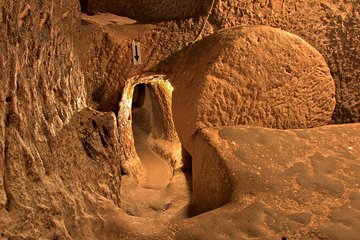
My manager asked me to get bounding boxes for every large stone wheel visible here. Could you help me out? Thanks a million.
[172,25,336,153]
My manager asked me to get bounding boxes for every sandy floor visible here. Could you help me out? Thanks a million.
[133,123,172,190]
[120,108,191,219]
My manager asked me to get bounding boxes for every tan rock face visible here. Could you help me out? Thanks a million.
[80,0,207,22]
[74,15,204,113]
[182,123,360,239]
[0,0,85,212]
[173,26,336,153]
[1,0,359,239]
[208,0,360,123]
[78,1,360,124]
[0,1,121,238]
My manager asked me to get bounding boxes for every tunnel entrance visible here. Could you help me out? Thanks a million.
[131,83,173,189]
[79,0,88,13]
[119,75,192,219]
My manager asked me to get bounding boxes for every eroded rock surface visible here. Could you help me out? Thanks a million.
[77,2,360,124]
[172,26,336,153]
[208,0,360,123]
[1,107,122,239]
[1,0,360,239]
[0,0,122,237]
[75,14,204,113]
[157,0,360,124]
[169,123,360,239]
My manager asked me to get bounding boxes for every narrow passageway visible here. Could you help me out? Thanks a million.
[132,110,172,190]
[120,83,191,219]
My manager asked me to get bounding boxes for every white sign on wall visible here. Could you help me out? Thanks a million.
[132,41,142,65]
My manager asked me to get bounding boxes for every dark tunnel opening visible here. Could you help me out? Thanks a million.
[79,0,88,13]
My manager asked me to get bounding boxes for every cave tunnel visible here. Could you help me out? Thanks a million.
[131,83,172,189]
[119,77,193,219]
[130,82,192,182]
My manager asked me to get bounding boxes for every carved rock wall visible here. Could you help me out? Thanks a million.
[0,1,121,238]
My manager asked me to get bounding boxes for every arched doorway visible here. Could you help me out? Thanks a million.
[117,74,182,177]
[118,74,192,218]
[131,82,179,189]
